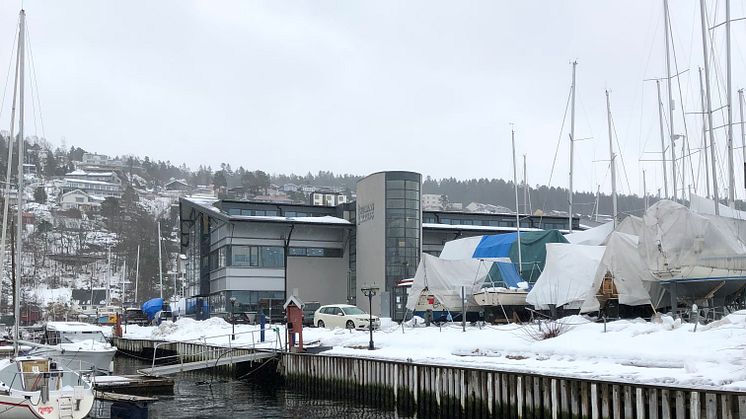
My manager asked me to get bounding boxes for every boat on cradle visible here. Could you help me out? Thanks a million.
[0,356,94,419]
[24,322,117,375]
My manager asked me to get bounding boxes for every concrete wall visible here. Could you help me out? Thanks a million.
[355,173,386,316]
[287,255,349,306]
[208,219,349,300]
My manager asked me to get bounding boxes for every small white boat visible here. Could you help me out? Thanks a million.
[26,322,117,375]
[473,287,528,307]
[0,356,95,418]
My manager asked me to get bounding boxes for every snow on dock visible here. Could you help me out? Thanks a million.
[122,313,746,391]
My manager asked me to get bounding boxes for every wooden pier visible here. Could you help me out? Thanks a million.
[282,352,746,419]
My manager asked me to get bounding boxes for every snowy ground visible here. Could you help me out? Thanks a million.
[122,313,746,391]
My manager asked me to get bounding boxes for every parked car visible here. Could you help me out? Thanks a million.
[302,302,321,326]
[313,304,380,330]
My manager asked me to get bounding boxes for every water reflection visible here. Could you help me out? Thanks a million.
[90,357,399,419]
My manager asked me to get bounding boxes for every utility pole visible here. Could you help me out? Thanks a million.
[700,68,711,198]
[606,90,618,227]
[726,0,735,207]
[157,221,163,299]
[664,0,677,202]
[700,0,720,215]
[568,61,577,232]
[656,80,669,199]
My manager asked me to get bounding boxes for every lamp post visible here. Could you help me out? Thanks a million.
[229,297,236,340]
[361,284,379,350]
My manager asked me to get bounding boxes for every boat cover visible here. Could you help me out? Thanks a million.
[142,298,164,321]
[484,262,523,288]
[405,254,489,312]
[526,243,605,309]
[565,221,614,246]
[440,230,568,282]
[580,232,656,312]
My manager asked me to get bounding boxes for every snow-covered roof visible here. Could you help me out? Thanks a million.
[231,214,351,225]
[423,222,546,233]
[64,178,120,186]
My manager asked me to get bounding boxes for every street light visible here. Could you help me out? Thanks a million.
[360,284,380,350]
[229,297,237,340]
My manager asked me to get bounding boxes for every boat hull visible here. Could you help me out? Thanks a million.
[29,347,117,375]
[0,390,94,419]
[473,289,528,307]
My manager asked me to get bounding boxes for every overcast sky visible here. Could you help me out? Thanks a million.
[1,1,746,199]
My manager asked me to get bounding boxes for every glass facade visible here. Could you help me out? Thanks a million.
[385,172,421,320]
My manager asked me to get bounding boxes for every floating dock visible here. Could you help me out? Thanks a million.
[93,375,175,395]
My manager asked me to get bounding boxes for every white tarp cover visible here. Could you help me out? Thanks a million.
[638,200,746,273]
[565,222,614,246]
[438,235,484,260]
[581,232,657,312]
[690,193,746,220]
[526,243,606,309]
[406,253,488,311]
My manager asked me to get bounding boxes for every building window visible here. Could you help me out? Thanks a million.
[261,246,284,268]
[288,247,306,256]
[231,246,259,267]
[218,247,226,268]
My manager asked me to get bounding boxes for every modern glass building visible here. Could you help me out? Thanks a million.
[179,171,579,322]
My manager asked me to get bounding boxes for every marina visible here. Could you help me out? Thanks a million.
[2,0,746,417]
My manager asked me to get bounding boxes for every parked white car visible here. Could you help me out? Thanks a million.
[313,304,380,330]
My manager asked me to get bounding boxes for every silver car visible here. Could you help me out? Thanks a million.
[313,304,380,330]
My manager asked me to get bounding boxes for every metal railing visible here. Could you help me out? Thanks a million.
[147,327,283,373]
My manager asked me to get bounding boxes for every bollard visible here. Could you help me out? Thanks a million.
[259,309,266,343]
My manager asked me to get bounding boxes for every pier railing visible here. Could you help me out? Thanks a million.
[146,327,282,371]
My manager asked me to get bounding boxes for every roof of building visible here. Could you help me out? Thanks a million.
[180,197,351,227]
[63,178,120,187]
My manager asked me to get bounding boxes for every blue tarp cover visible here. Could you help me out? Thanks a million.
[472,233,517,258]
[494,262,522,288]
[142,298,164,321]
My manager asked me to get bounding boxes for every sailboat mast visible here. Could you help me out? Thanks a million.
[642,170,648,211]
[568,61,577,232]
[664,0,677,202]
[656,80,669,199]
[700,0,720,215]
[0,24,21,316]
[511,128,522,274]
[135,244,140,304]
[606,90,618,227]
[14,10,25,357]
[106,247,111,306]
[523,154,529,214]
[738,89,746,179]
[726,0,735,207]
[158,221,163,299]
[700,68,711,198]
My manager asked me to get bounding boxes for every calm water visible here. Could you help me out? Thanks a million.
[90,357,399,419]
